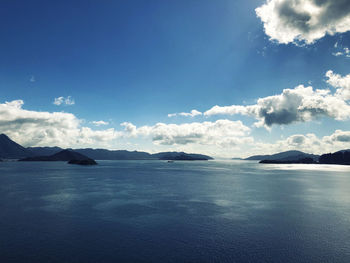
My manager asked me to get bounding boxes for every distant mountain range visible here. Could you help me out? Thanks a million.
[245,150,319,162]
[19,149,97,165]
[26,146,63,157]
[73,148,153,160]
[20,149,93,162]
[0,134,213,161]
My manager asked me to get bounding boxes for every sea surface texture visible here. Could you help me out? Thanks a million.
[1,160,350,262]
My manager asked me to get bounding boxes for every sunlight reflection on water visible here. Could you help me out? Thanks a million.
[259,163,350,172]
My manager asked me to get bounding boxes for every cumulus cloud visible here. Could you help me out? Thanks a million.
[252,133,321,155]
[121,119,252,147]
[250,129,350,157]
[120,122,138,137]
[91,120,109,126]
[256,0,350,44]
[205,71,350,127]
[326,70,350,100]
[168,109,202,118]
[53,96,75,106]
[324,129,350,143]
[0,100,120,147]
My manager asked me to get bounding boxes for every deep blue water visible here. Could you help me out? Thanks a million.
[1,160,350,262]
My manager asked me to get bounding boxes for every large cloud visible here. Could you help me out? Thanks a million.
[256,0,350,44]
[0,100,120,147]
[204,71,350,127]
[121,119,252,147]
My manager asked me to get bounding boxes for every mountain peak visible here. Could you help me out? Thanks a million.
[0,133,10,139]
[0,134,32,159]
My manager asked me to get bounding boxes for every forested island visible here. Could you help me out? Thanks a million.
[244,150,350,165]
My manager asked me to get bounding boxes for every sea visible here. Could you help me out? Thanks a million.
[1,160,350,262]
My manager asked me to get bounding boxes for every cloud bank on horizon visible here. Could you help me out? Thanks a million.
[256,0,350,44]
[120,119,252,147]
[2,91,350,157]
[0,100,120,148]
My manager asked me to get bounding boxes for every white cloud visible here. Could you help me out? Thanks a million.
[3,100,350,158]
[121,119,252,147]
[333,51,345,57]
[256,0,350,44]
[250,130,350,157]
[91,120,109,126]
[120,122,138,137]
[332,46,350,57]
[205,71,350,127]
[251,133,321,156]
[324,129,350,143]
[0,100,120,148]
[168,109,202,118]
[326,70,350,100]
[53,96,75,106]
[30,75,35,82]
[204,105,249,117]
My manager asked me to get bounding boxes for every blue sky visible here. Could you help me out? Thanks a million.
[1,0,350,157]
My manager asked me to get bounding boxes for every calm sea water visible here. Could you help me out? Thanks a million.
[1,160,350,263]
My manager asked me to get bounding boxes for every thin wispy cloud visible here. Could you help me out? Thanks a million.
[332,46,350,57]
[53,96,75,106]
[91,120,109,126]
[168,109,202,118]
